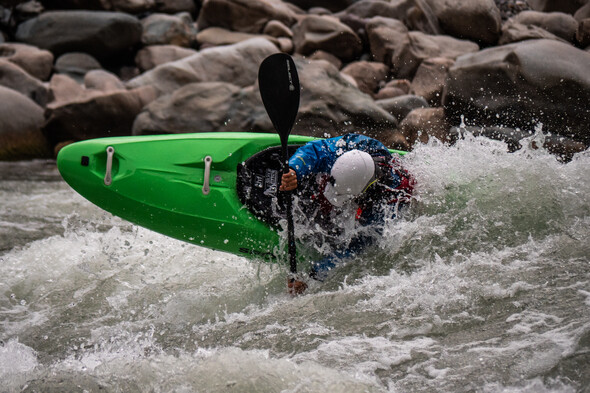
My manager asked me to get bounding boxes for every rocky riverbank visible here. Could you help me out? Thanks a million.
[1,0,589,161]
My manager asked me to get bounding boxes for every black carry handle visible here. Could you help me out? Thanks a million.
[258,53,300,273]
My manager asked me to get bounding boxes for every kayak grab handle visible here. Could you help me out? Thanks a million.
[104,146,115,186]
[202,156,212,195]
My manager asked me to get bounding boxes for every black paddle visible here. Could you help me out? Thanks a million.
[258,53,300,274]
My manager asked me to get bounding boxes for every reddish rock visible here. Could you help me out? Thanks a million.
[197,0,297,34]
[134,45,197,72]
[341,60,389,96]
[410,57,455,106]
[0,43,53,81]
[399,107,450,145]
[293,14,362,61]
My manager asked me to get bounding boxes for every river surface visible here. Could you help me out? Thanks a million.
[1,134,589,392]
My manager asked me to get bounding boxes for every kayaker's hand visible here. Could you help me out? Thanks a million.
[287,275,307,296]
[280,169,298,191]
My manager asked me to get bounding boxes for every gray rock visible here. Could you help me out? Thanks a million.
[294,58,398,138]
[577,18,590,46]
[132,58,399,139]
[367,16,479,78]
[141,12,196,47]
[512,10,579,42]
[0,59,50,106]
[132,82,259,135]
[0,85,51,160]
[338,0,442,35]
[527,0,587,14]
[126,38,278,95]
[15,10,142,59]
[499,18,568,44]
[196,27,279,49]
[443,39,590,144]
[425,0,503,45]
[54,52,102,83]
[134,44,197,72]
[293,15,362,61]
[43,86,157,145]
[376,94,430,123]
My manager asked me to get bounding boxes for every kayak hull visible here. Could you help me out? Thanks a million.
[57,132,318,261]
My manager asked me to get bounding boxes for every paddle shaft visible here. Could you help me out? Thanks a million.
[281,145,297,273]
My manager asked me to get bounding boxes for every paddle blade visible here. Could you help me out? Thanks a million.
[258,53,300,145]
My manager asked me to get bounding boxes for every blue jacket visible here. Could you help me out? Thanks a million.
[289,134,392,179]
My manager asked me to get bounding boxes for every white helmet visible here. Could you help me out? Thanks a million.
[324,150,375,207]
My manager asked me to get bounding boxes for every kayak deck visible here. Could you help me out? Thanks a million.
[57,132,317,261]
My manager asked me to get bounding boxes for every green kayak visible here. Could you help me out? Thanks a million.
[57,132,406,262]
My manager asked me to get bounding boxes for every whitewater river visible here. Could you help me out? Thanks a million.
[1,134,589,392]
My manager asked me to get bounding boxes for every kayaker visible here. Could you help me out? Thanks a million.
[280,133,414,295]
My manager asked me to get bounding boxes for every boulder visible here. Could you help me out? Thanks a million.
[374,81,411,100]
[527,0,588,14]
[44,0,111,10]
[0,43,53,80]
[276,37,294,53]
[494,0,532,20]
[575,2,590,20]
[395,32,478,79]
[262,20,293,38]
[196,0,297,34]
[292,14,362,61]
[49,73,88,104]
[141,12,196,47]
[337,0,442,35]
[0,85,52,160]
[410,57,455,106]
[340,60,389,96]
[133,58,399,139]
[443,39,590,144]
[282,0,357,12]
[132,82,260,134]
[83,69,126,91]
[366,16,409,64]
[54,52,103,82]
[367,16,478,78]
[43,85,157,144]
[425,0,503,45]
[399,107,450,145]
[126,38,278,95]
[134,44,197,72]
[376,94,429,123]
[15,11,142,59]
[512,11,579,42]
[577,18,590,46]
[308,50,342,69]
[499,18,568,44]
[0,59,51,106]
[110,0,156,14]
[154,0,197,14]
[294,58,398,138]
[380,130,411,152]
[196,27,279,49]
